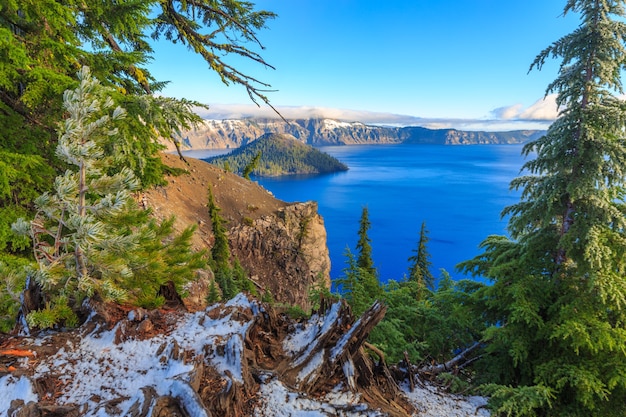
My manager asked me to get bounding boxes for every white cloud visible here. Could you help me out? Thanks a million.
[491,95,559,121]
[194,99,558,132]
[193,104,410,124]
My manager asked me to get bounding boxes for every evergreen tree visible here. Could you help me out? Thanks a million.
[207,186,231,270]
[207,184,255,299]
[335,248,370,315]
[356,206,376,277]
[407,221,434,299]
[460,2,626,415]
[335,208,382,315]
[11,67,204,329]
[0,0,277,265]
[369,272,485,368]
[242,150,262,179]
[206,279,221,304]
[355,207,381,301]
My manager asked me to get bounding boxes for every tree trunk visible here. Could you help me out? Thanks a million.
[12,275,43,335]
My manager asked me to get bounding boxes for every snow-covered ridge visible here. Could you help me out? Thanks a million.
[322,119,365,129]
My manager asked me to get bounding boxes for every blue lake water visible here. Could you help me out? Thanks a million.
[193,144,529,283]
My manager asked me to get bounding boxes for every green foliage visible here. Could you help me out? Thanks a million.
[11,68,205,329]
[261,288,275,305]
[208,186,231,270]
[242,150,262,180]
[0,0,277,268]
[26,296,79,330]
[356,206,377,280]
[0,261,30,333]
[206,279,221,304]
[481,384,555,417]
[458,2,626,414]
[0,151,54,263]
[207,185,256,300]
[368,272,486,366]
[233,258,257,296]
[308,273,336,312]
[284,304,309,320]
[335,248,379,316]
[120,217,205,309]
[407,221,435,299]
[214,268,238,300]
[335,209,487,382]
[208,133,348,176]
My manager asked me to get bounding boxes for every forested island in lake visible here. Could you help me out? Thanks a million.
[206,132,349,176]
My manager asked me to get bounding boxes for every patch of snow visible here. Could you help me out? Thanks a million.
[401,381,490,417]
[330,315,359,360]
[323,119,358,130]
[0,375,38,415]
[168,378,210,417]
[341,357,356,390]
[254,378,379,417]
[296,349,323,384]
[209,334,246,383]
[25,298,259,415]
[283,301,341,363]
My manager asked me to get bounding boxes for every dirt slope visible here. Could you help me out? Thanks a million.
[144,153,288,250]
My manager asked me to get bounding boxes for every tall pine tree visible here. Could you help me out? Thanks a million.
[407,221,434,299]
[356,206,376,277]
[460,1,626,415]
[336,207,381,314]
[12,67,205,329]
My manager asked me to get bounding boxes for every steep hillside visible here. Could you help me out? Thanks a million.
[172,117,544,149]
[141,153,330,309]
[207,133,349,176]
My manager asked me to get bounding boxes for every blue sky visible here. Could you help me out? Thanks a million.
[149,1,580,130]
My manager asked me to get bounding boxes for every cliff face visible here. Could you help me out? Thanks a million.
[143,153,330,309]
[175,117,544,150]
[229,202,330,310]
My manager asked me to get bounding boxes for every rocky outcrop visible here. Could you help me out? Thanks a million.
[229,202,330,310]
[174,117,544,150]
[142,153,330,310]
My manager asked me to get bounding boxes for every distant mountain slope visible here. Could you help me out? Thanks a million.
[177,117,545,149]
[206,133,349,176]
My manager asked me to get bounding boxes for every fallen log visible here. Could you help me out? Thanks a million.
[419,341,482,376]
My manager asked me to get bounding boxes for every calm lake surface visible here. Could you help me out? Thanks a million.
[192,144,529,283]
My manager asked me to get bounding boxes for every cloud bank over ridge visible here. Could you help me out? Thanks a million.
[195,95,559,132]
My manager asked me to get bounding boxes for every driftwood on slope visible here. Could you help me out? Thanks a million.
[273,299,415,416]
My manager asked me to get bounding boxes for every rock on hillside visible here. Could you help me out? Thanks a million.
[142,153,330,309]
[170,117,544,149]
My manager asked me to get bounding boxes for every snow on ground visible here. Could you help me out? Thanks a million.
[254,378,380,417]
[1,375,38,415]
[402,381,490,417]
[1,294,490,416]
[254,377,489,417]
